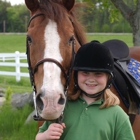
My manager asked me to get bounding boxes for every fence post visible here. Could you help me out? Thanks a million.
[15,51,20,82]
[2,56,5,62]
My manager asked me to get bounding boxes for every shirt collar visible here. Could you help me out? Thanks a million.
[79,96,103,105]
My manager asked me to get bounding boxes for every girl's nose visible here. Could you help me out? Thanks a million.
[88,73,96,81]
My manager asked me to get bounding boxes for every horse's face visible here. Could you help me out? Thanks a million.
[25,0,81,120]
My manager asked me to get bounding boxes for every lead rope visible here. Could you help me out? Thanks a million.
[33,91,38,117]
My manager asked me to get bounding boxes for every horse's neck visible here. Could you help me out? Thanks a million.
[129,47,140,62]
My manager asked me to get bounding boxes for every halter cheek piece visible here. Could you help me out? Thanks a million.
[26,13,76,122]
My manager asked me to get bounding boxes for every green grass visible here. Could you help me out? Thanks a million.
[0,76,32,93]
[0,103,37,140]
[0,33,26,53]
[0,33,133,53]
[87,33,133,47]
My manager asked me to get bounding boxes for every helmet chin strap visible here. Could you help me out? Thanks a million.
[82,90,104,98]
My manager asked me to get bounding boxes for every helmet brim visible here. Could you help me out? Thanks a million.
[73,67,112,74]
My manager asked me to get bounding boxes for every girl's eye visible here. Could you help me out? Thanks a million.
[81,71,89,75]
[83,71,88,74]
[94,72,103,76]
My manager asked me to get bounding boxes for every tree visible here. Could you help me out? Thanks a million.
[83,0,140,46]
[0,0,11,32]
[6,5,29,32]
[110,0,140,46]
[0,0,29,32]
[78,1,131,33]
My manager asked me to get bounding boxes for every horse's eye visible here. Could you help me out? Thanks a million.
[69,36,74,42]
[68,35,74,46]
[27,35,32,46]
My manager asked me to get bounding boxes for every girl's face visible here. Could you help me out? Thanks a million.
[77,71,108,95]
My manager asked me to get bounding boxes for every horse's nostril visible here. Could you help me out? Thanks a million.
[36,95,44,111]
[58,96,65,105]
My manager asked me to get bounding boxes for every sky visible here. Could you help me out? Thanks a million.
[5,0,25,5]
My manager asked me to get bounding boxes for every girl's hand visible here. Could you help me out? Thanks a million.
[44,123,66,140]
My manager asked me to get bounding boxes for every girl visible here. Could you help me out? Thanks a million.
[36,41,135,140]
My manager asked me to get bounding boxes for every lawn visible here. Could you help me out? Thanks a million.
[0,33,26,53]
[86,33,133,47]
[0,103,38,140]
[0,33,133,53]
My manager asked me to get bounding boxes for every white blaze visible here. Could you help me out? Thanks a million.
[42,19,64,94]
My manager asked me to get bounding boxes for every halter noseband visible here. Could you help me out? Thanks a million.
[26,13,76,122]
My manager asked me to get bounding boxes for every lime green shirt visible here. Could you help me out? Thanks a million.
[38,97,135,140]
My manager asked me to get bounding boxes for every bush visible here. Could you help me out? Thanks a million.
[5,86,13,102]
[111,24,121,32]
[101,24,110,32]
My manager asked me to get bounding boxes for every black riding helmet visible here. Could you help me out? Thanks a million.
[73,40,114,98]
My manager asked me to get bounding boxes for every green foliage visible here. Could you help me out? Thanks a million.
[6,5,29,32]
[101,24,110,32]
[109,9,120,23]
[0,104,37,140]
[0,0,29,32]
[78,0,132,33]
[112,24,122,33]
[0,0,134,33]
[5,86,13,102]
[0,0,11,32]
[111,22,132,33]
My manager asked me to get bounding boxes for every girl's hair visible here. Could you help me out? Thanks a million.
[68,87,81,100]
[100,89,120,108]
[68,88,120,108]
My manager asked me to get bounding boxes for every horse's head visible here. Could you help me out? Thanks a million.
[25,0,87,120]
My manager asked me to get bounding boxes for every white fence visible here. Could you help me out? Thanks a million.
[0,51,29,81]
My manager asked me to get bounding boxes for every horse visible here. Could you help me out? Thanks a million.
[25,0,140,139]
[130,47,140,62]
[25,0,87,121]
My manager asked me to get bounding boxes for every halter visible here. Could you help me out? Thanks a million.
[26,13,76,122]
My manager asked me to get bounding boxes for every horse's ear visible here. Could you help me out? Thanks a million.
[25,0,39,13]
[62,0,75,12]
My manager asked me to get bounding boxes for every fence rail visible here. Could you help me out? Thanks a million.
[0,51,29,81]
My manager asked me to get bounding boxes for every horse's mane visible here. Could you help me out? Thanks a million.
[39,0,87,45]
